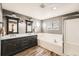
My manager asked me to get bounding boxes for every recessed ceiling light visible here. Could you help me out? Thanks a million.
[40,3,45,8]
[53,7,56,10]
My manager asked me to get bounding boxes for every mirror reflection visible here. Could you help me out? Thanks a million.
[26,20,33,33]
[5,16,19,34]
[8,19,17,33]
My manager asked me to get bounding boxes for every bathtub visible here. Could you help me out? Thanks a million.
[37,33,63,55]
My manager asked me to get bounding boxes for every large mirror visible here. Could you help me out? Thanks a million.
[26,20,33,33]
[6,16,19,34]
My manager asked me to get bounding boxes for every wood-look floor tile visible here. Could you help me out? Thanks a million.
[15,46,59,56]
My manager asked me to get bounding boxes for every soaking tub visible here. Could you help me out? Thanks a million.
[37,33,63,55]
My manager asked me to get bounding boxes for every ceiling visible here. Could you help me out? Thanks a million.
[2,3,79,20]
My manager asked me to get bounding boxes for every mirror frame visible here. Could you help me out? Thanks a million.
[26,20,33,33]
[5,16,19,34]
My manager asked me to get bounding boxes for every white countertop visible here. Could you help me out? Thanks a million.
[0,33,37,40]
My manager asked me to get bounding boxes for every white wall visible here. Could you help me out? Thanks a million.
[19,22,26,34]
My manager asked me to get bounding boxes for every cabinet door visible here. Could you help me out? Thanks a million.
[32,36,37,46]
[21,37,30,49]
[1,39,17,56]
[29,35,37,47]
[16,38,22,52]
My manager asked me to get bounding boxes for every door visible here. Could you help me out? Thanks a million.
[64,18,79,56]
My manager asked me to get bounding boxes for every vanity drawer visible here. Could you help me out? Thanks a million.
[2,39,17,44]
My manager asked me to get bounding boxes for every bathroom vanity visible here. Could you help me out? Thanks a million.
[0,34,37,56]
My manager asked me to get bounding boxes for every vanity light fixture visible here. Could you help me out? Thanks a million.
[11,13,17,17]
[19,20,24,23]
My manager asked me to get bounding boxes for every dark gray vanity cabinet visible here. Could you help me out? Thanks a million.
[1,39,17,56]
[1,35,37,56]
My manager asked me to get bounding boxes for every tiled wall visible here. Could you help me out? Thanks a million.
[32,19,42,33]
[42,16,63,34]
